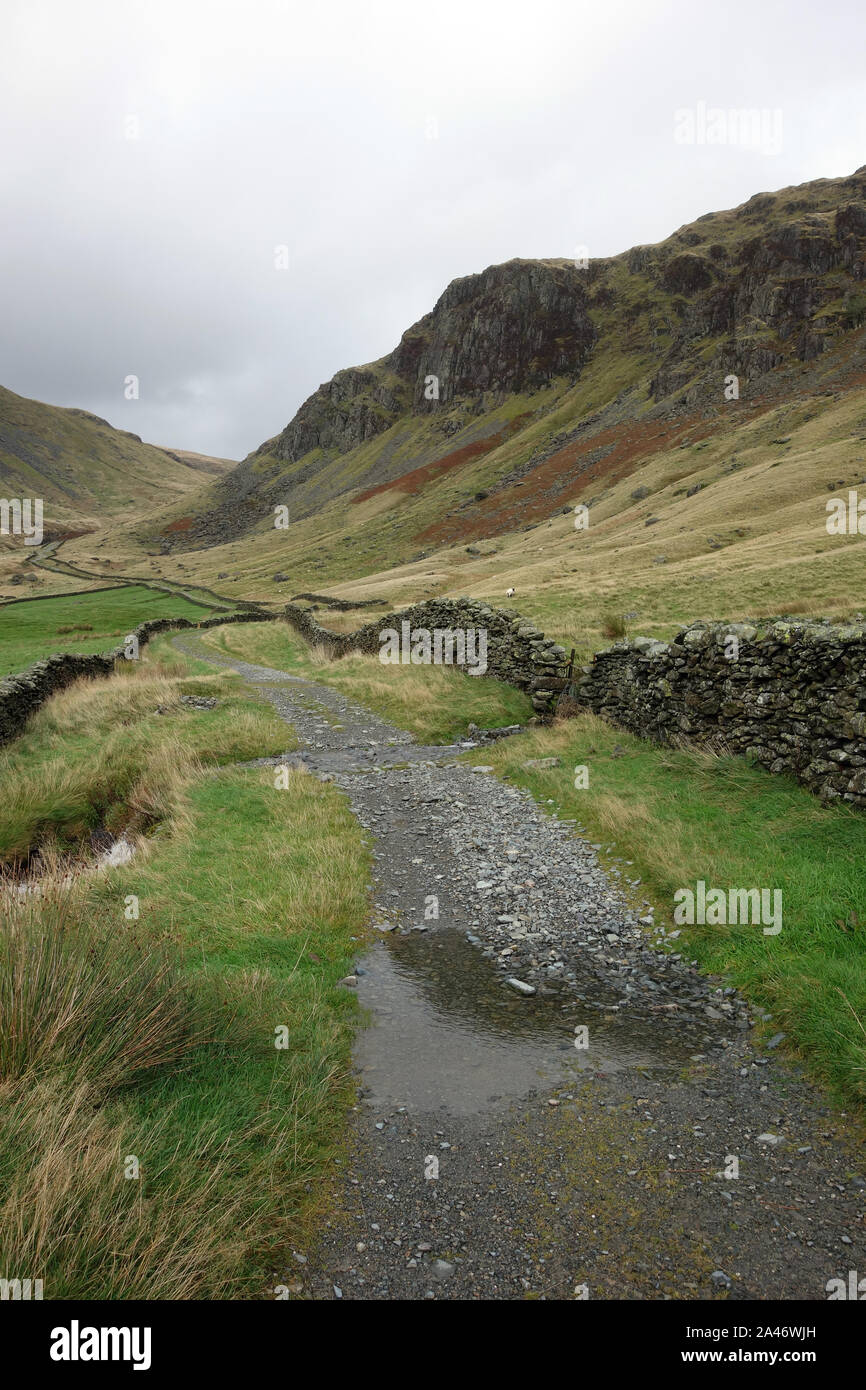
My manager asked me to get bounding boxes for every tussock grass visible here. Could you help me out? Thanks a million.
[0,883,211,1087]
[0,668,291,863]
[0,1077,257,1299]
[0,879,259,1298]
[600,612,629,641]
[0,672,370,1297]
[141,634,218,676]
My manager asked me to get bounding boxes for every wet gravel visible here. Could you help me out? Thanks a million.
[173,632,866,1301]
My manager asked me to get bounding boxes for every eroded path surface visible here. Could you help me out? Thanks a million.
[174,631,865,1300]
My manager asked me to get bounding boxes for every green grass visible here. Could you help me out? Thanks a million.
[144,630,222,676]
[0,664,293,863]
[198,620,535,743]
[469,713,866,1109]
[0,585,213,675]
[0,660,370,1298]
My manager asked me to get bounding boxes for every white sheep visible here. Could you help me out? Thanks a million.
[505,587,515,598]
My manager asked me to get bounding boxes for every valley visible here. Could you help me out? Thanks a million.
[3,165,866,1307]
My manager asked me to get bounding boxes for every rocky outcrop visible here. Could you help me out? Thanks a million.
[572,619,866,807]
[647,171,866,401]
[385,260,595,413]
[270,367,409,461]
[264,259,595,464]
[283,597,568,713]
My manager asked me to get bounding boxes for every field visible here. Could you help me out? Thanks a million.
[0,585,214,676]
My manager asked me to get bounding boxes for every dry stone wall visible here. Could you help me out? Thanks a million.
[289,592,386,610]
[282,598,568,713]
[573,619,866,808]
[0,610,269,747]
[7,599,863,809]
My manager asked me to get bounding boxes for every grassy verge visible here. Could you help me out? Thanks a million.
[0,662,293,864]
[197,620,534,743]
[0,585,217,675]
[466,713,866,1109]
[0,663,370,1297]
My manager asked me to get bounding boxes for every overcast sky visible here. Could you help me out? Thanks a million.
[1,0,864,460]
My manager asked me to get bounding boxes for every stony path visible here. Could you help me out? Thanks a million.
[174,631,865,1301]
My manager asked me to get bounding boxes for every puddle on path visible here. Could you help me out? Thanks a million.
[354,927,698,1115]
[172,633,709,1119]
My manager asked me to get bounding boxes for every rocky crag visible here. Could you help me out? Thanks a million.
[164,168,866,551]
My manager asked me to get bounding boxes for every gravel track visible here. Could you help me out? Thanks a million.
[173,631,865,1301]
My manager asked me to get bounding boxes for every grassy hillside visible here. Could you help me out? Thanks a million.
[0,384,235,537]
[67,369,866,662]
[7,169,866,658]
[138,169,866,576]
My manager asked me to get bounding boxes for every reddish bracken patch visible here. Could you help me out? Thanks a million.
[161,516,194,534]
[352,415,531,505]
[414,405,771,548]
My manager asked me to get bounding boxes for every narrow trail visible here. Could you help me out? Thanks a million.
[26,538,257,613]
[173,631,865,1301]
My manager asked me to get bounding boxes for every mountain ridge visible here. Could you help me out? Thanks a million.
[156,166,866,560]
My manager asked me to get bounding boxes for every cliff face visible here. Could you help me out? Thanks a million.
[264,259,596,464]
[270,366,410,462]
[639,180,866,398]
[159,167,866,552]
[262,168,866,468]
[386,259,596,411]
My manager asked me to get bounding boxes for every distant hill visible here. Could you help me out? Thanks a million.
[0,385,235,538]
[159,448,236,477]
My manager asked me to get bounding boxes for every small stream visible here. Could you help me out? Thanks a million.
[2,834,137,900]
